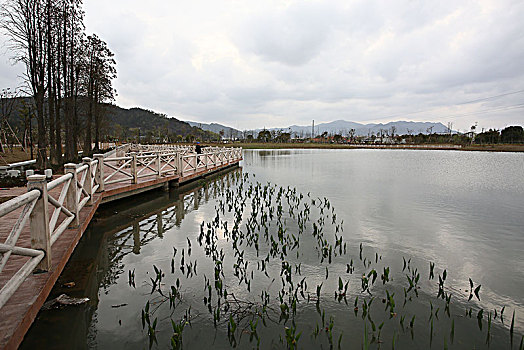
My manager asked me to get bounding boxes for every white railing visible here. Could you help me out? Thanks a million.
[103,155,134,185]
[136,154,158,179]
[102,145,242,183]
[0,156,104,310]
[181,154,197,176]
[160,152,178,176]
[0,190,43,310]
[0,144,242,310]
[47,173,75,245]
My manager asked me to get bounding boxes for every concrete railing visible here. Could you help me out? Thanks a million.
[0,144,242,310]
[0,157,101,310]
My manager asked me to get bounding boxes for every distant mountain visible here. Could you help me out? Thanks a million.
[187,121,242,139]
[187,119,450,139]
[265,120,449,137]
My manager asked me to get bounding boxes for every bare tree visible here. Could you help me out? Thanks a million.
[2,0,117,167]
[390,125,396,137]
[1,0,49,168]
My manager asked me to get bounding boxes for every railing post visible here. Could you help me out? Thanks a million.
[27,175,51,271]
[130,152,138,184]
[156,152,161,178]
[93,154,105,192]
[83,157,94,206]
[177,153,183,176]
[64,164,80,227]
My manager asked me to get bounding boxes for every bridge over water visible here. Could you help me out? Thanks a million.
[0,144,242,349]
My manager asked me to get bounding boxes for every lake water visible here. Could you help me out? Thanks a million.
[22,149,524,349]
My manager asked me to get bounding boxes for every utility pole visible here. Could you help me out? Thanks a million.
[312,120,314,139]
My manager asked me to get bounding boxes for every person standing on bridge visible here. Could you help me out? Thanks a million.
[196,142,203,165]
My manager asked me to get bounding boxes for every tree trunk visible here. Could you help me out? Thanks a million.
[54,80,62,164]
[35,88,48,169]
[46,0,57,165]
[94,83,100,151]
[55,22,63,164]
[84,93,93,156]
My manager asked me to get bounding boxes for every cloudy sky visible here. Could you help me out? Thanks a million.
[1,0,523,131]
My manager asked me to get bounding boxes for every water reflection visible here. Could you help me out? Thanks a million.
[20,149,524,348]
[257,150,292,157]
[21,168,242,350]
[242,148,524,315]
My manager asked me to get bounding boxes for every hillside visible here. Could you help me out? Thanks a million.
[187,121,243,139]
[103,105,217,139]
[2,97,218,141]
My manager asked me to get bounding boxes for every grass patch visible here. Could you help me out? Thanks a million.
[0,147,33,166]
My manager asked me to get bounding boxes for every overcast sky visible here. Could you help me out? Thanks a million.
[1,0,523,131]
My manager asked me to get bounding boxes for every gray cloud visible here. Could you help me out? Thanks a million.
[235,2,341,66]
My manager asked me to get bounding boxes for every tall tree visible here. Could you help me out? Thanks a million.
[60,0,85,162]
[2,0,116,166]
[1,0,48,168]
[501,126,524,143]
[45,0,59,164]
[82,34,116,154]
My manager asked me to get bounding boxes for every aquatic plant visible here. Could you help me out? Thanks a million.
[128,171,521,348]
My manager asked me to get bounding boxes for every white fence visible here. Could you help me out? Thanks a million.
[0,144,242,310]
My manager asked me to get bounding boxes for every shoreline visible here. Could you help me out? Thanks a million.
[211,142,524,153]
[2,143,523,166]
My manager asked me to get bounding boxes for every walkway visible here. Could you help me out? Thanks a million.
[0,144,242,349]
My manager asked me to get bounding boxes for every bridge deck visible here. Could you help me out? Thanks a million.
[0,157,240,349]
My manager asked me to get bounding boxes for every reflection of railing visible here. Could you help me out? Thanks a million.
[92,169,241,284]
[0,144,242,311]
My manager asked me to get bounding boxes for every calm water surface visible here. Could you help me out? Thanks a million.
[243,149,524,310]
[21,149,524,349]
